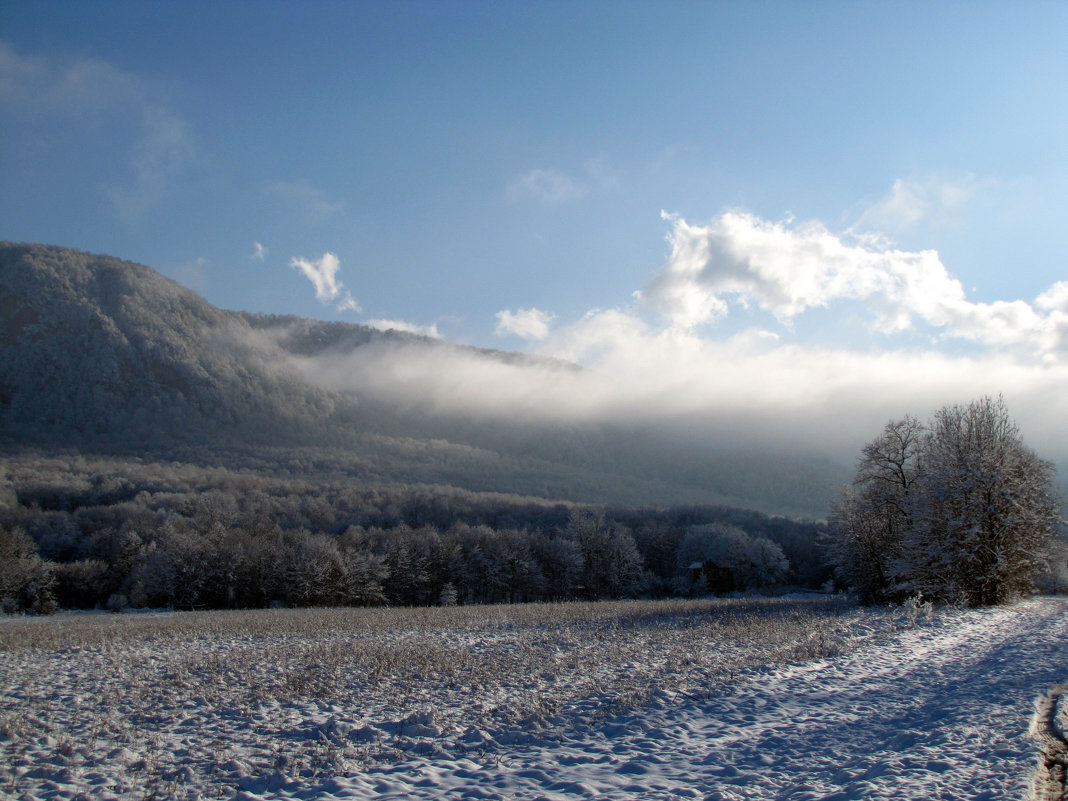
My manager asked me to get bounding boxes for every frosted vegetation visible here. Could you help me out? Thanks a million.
[826,396,1065,607]
[0,597,898,799]
[0,454,828,614]
[4,597,1066,800]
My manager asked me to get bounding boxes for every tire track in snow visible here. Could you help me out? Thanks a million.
[1032,682,1068,801]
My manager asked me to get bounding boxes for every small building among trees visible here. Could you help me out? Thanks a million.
[687,560,736,594]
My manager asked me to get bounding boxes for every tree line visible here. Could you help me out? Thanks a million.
[0,455,831,613]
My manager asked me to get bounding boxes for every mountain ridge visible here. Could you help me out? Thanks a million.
[0,242,844,517]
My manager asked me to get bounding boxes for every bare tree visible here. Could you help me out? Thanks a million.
[825,416,924,603]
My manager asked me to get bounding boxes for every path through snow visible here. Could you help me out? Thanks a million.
[322,598,1068,801]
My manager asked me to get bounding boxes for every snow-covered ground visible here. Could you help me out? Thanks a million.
[1,596,1066,800]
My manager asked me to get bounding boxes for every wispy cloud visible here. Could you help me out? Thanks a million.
[174,256,209,293]
[506,156,620,207]
[507,169,587,206]
[289,252,360,312]
[106,106,195,221]
[0,42,195,220]
[851,176,979,237]
[250,242,268,261]
[495,307,555,341]
[289,310,1068,462]
[266,180,343,223]
[337,295,362,313]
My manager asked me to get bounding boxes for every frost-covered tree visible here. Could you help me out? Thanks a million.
[0,526,57,614]
[827,397,1061,606]
[903,396,1060,606]
[825,415,923,603]
[676,522,790,592]
[567,510,645,599]
[530,531,584,600]
[283,530,350,607]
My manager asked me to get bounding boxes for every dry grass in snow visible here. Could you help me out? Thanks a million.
[0,597,909,799]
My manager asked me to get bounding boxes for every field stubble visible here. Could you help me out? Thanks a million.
[0,597,904,799]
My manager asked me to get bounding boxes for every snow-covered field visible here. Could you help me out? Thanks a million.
[1,596,1066,800]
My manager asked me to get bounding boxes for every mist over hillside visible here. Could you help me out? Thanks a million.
[1,242,845,517]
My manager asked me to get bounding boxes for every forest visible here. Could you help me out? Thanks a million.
[0,453,830,614]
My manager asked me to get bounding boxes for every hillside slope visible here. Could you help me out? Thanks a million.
[0,242,350,447]
[0,243,844,516]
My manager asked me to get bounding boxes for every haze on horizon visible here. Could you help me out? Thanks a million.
[2,1,1066,465]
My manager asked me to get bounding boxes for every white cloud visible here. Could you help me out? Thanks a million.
[1036,281,1068,312]
[644,211,1066,363]
[290,252,341,303]
[495,308,555,341]
[336,293,362,313]
[289,252,360,311]
[251,242,268,261]
[291,308,1068,462]
[0,43,195,220]
[367,319,442,339]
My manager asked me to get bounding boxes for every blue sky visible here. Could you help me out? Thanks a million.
[2,1,1066,457]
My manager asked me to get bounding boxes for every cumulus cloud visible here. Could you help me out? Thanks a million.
[644,211,1066,363]
[0,42,195,220]
[495,308,555,341]
[290,252,361,312]
[1037,281,1068,312]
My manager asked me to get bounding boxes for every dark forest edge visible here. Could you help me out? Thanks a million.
[0,451,834,614]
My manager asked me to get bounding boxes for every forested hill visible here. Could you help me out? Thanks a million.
[0,242,347,447]
[0,242,845,517]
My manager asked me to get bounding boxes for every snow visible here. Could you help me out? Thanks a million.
[2,597,1066,800]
